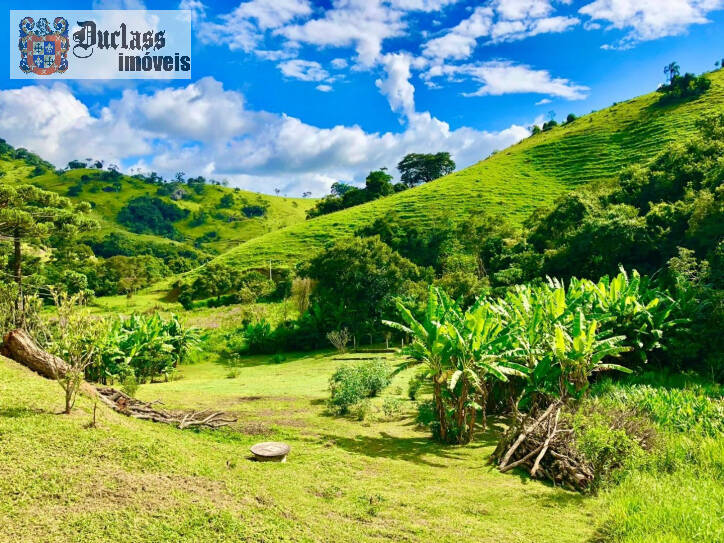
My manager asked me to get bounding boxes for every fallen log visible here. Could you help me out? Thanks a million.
[1,328,68,379]
[1,329,235,431]
[96,387,237,430]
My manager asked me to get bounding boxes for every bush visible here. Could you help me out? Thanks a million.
[328,359,392,414]
[359,359,392,397]
[382,396,403,419]
[329,365,368,414]
[407,371,424,400]
[603,384,724,436]
[121,374,139,397]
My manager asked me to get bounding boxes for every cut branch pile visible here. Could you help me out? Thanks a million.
[492,402,594,491]
[95,387,237,430]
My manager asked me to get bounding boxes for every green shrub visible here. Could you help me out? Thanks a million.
[382,396,403,419]
[605,385,724,436]
[270,353,286,364]
[225,368,240,379]
[573,409,647,488]
[329,365,368,414]
[407,372,424,400]
[328,360,392,414]
[120,374,139,397]
[359,359,391,397]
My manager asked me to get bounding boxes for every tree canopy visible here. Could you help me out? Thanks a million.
[397,152,456,187]
[0,184,95,322]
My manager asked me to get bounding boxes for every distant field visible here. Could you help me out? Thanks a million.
[205,69,724,273]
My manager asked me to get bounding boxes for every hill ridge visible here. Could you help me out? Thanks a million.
[205,68,724,273]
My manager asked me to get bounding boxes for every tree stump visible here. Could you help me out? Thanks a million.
[250,442,291,462]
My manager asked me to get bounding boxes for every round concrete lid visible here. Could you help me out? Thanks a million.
[250,442,291,458]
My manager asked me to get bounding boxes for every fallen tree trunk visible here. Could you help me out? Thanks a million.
[2,329,236,431]
[96,387,237,430]
[1,328,67,379]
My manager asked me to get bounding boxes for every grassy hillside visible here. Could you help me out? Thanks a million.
[0,160,316,255]
[208,68,724,272]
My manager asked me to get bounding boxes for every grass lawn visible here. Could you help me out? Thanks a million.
[0,352,603,542]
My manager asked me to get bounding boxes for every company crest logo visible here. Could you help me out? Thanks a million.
[18,16,69,75]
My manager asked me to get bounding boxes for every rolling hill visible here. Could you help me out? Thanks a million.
[0,156,316,256]
[201,68,724,274]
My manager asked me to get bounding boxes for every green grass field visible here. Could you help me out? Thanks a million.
[202,69,724,273]
[3,351,721,542]
[0,161,316,255]
[0,353,603,543]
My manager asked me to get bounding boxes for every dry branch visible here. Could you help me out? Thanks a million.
[493,403,593,491]
[95,387,236,430]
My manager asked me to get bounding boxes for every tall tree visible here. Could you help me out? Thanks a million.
[397,152,456,188]
[0,184,95,324]
[664,61,680,83]
[365,169,394,198]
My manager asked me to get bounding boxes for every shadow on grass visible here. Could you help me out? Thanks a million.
[319,420,503,467]
[0,406,48,418]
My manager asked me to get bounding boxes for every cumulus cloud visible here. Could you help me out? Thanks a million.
[375,53,417,117]
[422,7,494,61]
[278,0,407,66]
[461,61,589,99]
[579,0,724,48]
[0,79,528,196]
[278,59,331,82]
[198,0,311,52]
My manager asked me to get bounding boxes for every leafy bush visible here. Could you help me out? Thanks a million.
[658,73,711,103]
[328,359,392,414]
[407,371,424,400]
[382,396,404,419]
[329,365,368,414]
[121,374,139,397]
[242,205,265,218]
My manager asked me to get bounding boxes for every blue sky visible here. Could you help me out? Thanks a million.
[1,0,723,196]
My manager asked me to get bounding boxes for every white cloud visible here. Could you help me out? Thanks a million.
[331,58,349,69]
[388,0,459,12]
[535,98,552,105]
[278,59,330,82]
[463,61,588,99]
[92,0,146,8]
[422,7,494,60]
[423,60,589,100]
[277,0,406,66]
[375,53,417,118]
[199,0,311,52]
[178,0,207,24]
[0,80,529,196]
[316,84,334,92]
[579,0,724,47]
[0,84,151,167]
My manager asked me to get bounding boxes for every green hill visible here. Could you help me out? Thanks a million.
[206,69,724,273]
[0,157,316,256]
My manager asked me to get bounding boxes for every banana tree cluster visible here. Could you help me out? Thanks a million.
[386,270,677,444]
[87,313,201,384]
[384,288,524,444]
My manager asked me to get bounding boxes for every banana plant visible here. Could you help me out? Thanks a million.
[385,287,520,444]
[522,311,632,405]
